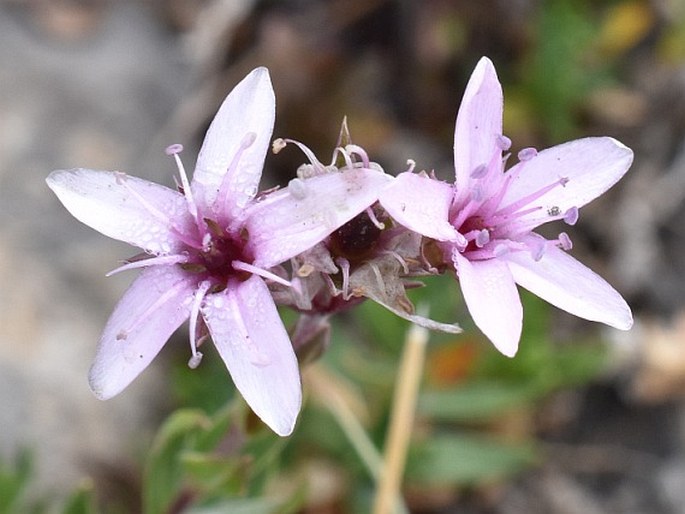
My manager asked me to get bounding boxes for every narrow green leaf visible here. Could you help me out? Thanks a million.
[419,382,537,423]
[143,409,211,514]
[407,433,538,486]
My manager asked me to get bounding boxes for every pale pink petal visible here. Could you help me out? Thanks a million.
[453,57,504,202]
[505,237,633,330]
[191,67,275,215]
[453,252,522,357]
[378,172,459,242]
[47,169,188,255]
[245,168,393,269]
[88,266,195,400]
[202,275,301,436]
[499,137,633,226]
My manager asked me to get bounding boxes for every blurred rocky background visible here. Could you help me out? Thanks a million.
[2,0,685,512]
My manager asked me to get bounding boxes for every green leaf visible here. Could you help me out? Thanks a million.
[407,433,538,486]
[0,450,34,513]
[143,409,211,514]
[418,382,537,423]
[186,497,282,514]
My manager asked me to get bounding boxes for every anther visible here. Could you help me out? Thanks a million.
[365,207,385,230]
[272,138,287,154]
[558,232,573,251]
[344,144,371,168]
[188,352,203,369]
[165,144,184,156]
[518,147,538,161]
[564,207,579,225]
[470,164,488,179]
[530,240,546,261]
[496,134,512,151]
[475,229,490,248]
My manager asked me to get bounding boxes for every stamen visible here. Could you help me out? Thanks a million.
[470,164,488,179]
[231,260,292,287]
[333,146,354,169]
[475,229,490,248]
[518,147,538,161]
[165,144,184,156]
[166,144,201,228]
[494,177,569,218]
[497,134,512,151]
[336,257,351,300]
[406,159,416,173]
[188,280,211,369]
[558,232,573,251]
[384,250,410,274]
[345,144,371,168]
[279,138,328,175]
[106,253,189,276]
[564,206,579,226]
[365,207,385,230]
[530,239,546,261]
[272,138,287,154]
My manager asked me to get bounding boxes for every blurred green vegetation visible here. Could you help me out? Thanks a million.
[139,278,607,513]
[13,0,681,511]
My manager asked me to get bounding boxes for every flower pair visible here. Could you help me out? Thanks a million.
[47,58,633,437]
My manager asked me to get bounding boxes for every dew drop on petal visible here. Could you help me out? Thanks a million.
[493,244,509,257]
[249,347,271,367]
[123,344,138,363]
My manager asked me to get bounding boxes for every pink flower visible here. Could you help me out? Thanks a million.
[47,68,390,435]
[379,57,633,357]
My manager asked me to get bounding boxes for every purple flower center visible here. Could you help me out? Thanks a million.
[181,220,255,289]
[448,141,579,262]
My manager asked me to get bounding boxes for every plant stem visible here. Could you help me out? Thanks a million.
[373,323,429,514]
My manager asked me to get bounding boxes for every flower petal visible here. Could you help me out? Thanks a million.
[378,172,459,242]
[246,167,393,269]
[202,275,301,436]
[453,251,522,356]
[499,137,633,226]
[505,236,633,330]
[47,169,188,255]
[453,57,504,203]
[88,266,195,400]
[192,67,275,216]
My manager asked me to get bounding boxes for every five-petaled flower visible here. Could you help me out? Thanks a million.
[379,57,633,356]
[47,68,390,436]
